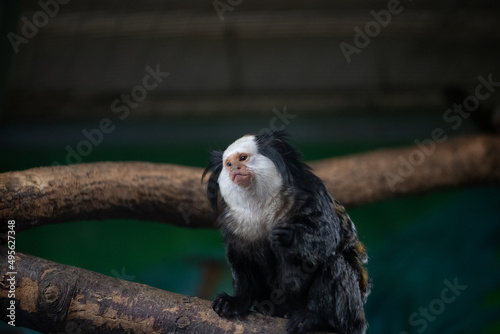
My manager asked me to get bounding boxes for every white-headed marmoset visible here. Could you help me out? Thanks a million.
[202,130,369,334]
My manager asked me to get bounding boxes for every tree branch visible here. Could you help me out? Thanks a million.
[311,134,500,205]
[1,162,213,233]
[0,247,297,333]
[1,135,499,233]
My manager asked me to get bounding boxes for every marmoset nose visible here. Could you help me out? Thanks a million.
[230,162,242,171]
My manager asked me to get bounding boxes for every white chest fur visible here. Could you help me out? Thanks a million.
[224,190,284,241]
[218,150,286,241]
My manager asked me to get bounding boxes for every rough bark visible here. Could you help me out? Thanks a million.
[311,134,500,206]
[0,162,214,233]
[1,135,499,233]
[0,248,298,334]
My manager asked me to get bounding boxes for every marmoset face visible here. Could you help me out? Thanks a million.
[218,134,282,193]
[224,152,253,187]
[222,135,258,188]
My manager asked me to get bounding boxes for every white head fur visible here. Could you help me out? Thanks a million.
[218,135,285,241]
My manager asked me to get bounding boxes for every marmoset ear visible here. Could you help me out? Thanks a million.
[254,130,294,185]
[255,130,309,186]
[202,150,224,213]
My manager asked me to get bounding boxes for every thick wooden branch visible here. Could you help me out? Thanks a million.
[311,134,500,205]
[0,248,302,334]
[0,162,213,233]
[1,134,499,233]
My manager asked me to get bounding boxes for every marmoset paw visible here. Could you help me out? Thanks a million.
[272,221,295,248]
[212,292,251,319]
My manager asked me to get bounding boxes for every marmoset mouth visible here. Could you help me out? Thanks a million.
[231,173,248,182]
[231,173,251,186]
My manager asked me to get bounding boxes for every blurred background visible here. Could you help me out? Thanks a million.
[1,0,500,333]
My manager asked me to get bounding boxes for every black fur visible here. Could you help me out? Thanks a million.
[202,149,223,214]
[202,130,369,334]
